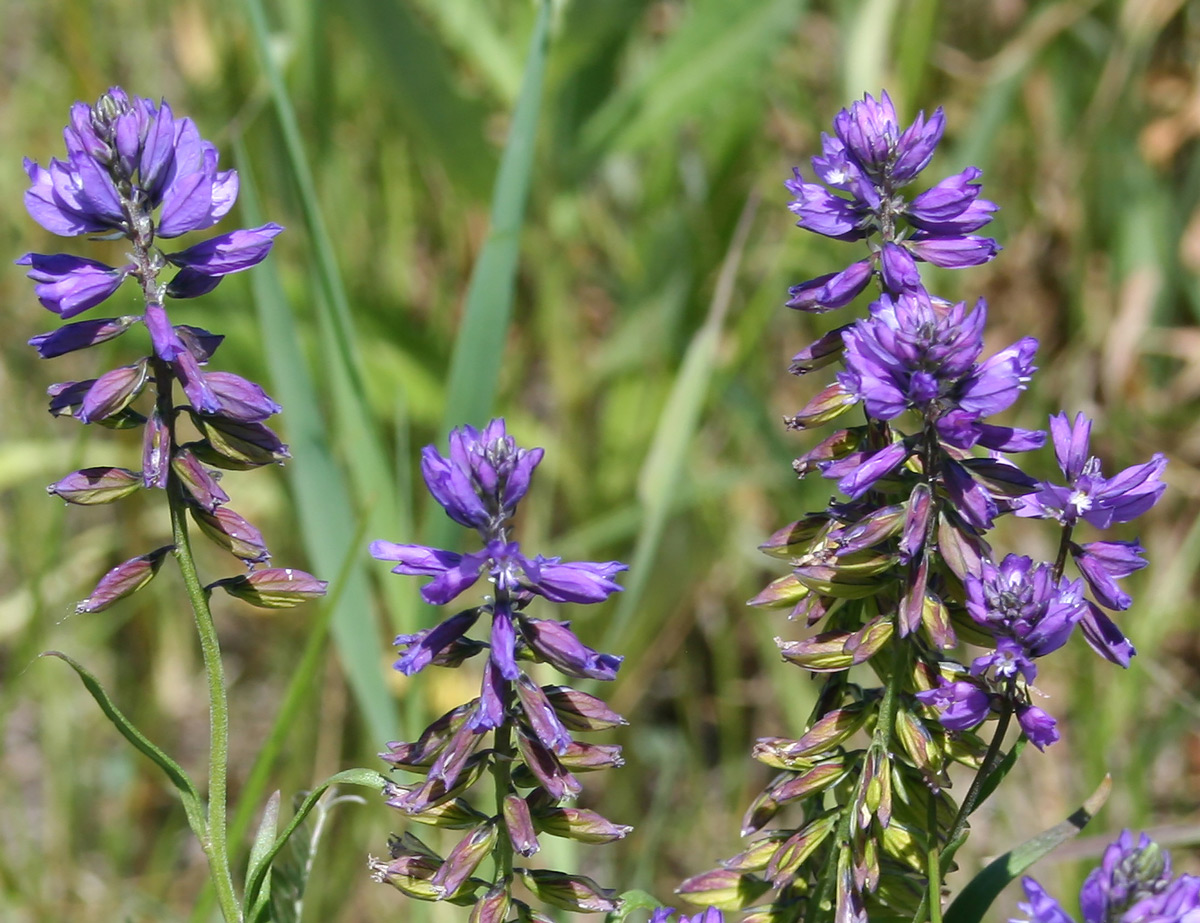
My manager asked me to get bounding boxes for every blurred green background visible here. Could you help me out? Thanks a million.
[1,0,1198,920]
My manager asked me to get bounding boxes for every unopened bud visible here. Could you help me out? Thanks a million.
[430,821,497,898]
[784,382,856,429]
[190,505,270,563]
[503,793,540,857]
[48,466,141,505]
[208,567,327,609]
[532,803,632,844]
[77,545,173,613]
[542,686,627,731]
[748,573,810,609]
[172,447,229,511]
[764,810,838,887]
[78,360,149,423]
[515,869,620,914]
[675,868,770,911]
[469,883,512,923]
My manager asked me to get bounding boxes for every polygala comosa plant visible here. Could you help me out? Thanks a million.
[22,87,1180,923]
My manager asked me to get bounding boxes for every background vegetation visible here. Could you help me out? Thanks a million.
[1,0,1198,920]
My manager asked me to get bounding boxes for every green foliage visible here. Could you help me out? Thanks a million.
[2,1,1197,921]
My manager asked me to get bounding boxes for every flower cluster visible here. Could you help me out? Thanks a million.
[23,88,324,611]
[369,420,629,918]
[1016,831,1199,923]
[676,92,1167,922]
[785,91,998,313]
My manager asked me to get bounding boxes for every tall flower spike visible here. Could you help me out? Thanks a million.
[23,88,322,612]
[372,420,628,919]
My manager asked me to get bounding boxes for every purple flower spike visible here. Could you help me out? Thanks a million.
[18,253,131,318]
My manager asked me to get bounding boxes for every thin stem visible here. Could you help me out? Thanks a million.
[926,792,942,923]
[491,718,516,883]
[941,687,1016,861]
[155,357,242,923]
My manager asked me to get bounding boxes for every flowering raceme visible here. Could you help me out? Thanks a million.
[677,91,1169,923]
[370,420,629,917]
[22,88,321,611]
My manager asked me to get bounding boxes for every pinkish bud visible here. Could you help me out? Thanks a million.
[78,360,149,423]
[542,686,627,731]
[77,545,173,613]
[674,868,771,911]
[503,793,540,857]
[142,409,169,488]
[514,869,619,914]
[171,447,229,511]
[48,466,141,505]
[784,382,857,430]
[429,821,497,898]
[469,883,511,923]
[208,568,327,608]
[189,506,270,563]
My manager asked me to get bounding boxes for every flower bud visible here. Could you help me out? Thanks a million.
[831,503,905,554]
[503,792,540,857]
[175,324,224,363]
[555,740,624,772]
[747,573,810,609]
[845,615,894,664]
[767,757,848,808]
[29,314,139,359]
[469,883,511,923]
[542,686,627,731]
[401,797,487,830]
[77,545,173,613]
[765,810,838,887]
[937,512,986,581]
[192,415,290,467]
[777,631,854,673]
[204,371,282,423]
[430,821,497,898]
[48,466,141,505]
[515,727,581,801]
[674,868,771,911]
[381,703,473,770]
[78,360,149,423]
[787,701,870,759]
[721,832,791,872]
[531,803,632,844]
[790,325,849,374]
[208,568,327,608]
[142,408,169,488]
[793,428,862,477]
[901,482,932,561]
[515,869,619,914]
[516,675,573,754]
[894,707,945,789]
[757,517,829,560]
[171,447,228,511]
[784,382,857,430]
[190,506,270,563]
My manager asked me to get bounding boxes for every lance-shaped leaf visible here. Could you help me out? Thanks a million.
[48,466,141,505]
[39,651,205,838]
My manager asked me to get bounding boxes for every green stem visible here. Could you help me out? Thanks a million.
[926,793,942,923]
[940,690,1015,868]
[491,718,516,883]
[155,358,242,923]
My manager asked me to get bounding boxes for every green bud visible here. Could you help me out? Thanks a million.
[748,573,810,609]
[675,868,772,911]
[48,466,141,505]
[515,869,619,914]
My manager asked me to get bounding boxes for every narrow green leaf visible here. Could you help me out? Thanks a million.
[244,768,387,910]
[244,791,280,923]
[232,136,397,747]
[267,792,315,923]
[581,0,802,157]
[972,735,1028,810]
[428,0,553,549]
[40,651,206,839]
[607,889,662,922]
[601,195,758,654]
[943,774,1112,923]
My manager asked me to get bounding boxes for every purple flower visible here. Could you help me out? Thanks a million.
[785,92,998,308]
[420,419,545,533]
[1016,413,1167,529]
[17,253,131,318]
[915,679,992,730]
[29,315,139,359]
[165,223,284,298]
[1016,831,1199,923]
[964,555,1087,683]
